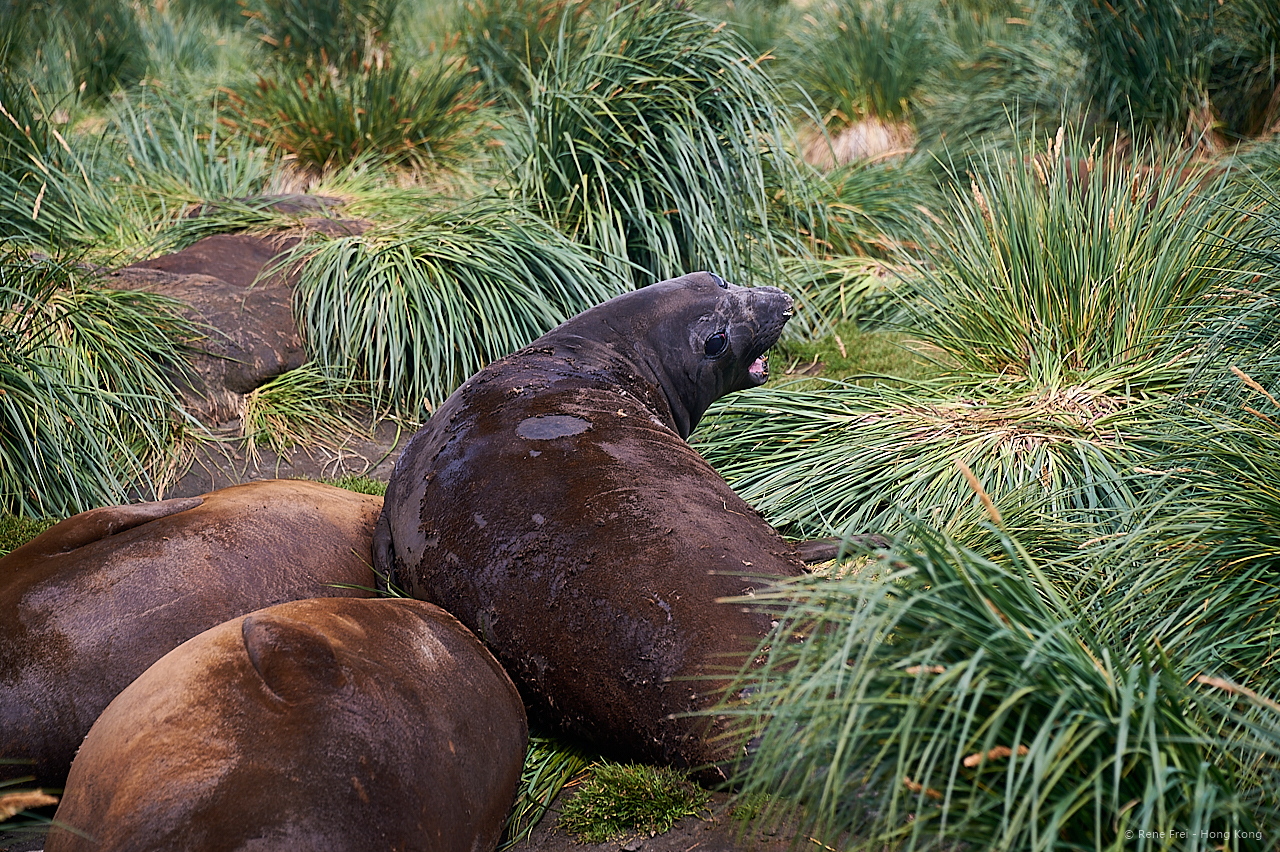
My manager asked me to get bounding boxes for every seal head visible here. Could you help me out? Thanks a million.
[533,270,793,438]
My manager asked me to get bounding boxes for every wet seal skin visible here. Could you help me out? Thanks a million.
[0,480,383,788]
[374,271,806,781]
[45,597,528,852]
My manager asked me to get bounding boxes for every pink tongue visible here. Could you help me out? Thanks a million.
[749,357,766,379]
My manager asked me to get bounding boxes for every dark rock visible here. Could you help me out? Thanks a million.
[183,194,345,219]
[107,224,367,424]
[110,262,305,421]
[124,232,302,289]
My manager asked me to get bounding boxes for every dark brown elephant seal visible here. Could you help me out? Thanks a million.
[374,271,806,780]
[46,597,528,852]
[0,479,382,788]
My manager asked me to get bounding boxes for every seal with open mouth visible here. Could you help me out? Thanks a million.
[374,271,805,779]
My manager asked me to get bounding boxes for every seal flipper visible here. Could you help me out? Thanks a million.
[5,496,205,560]
[371,508,399,594]
[242,613,347,704]
[792,534,890,564]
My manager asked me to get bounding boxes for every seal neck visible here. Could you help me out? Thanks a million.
[539,334,692,437]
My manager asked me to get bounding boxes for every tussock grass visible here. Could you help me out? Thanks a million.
[914,7,1079,161]
[902,133,1243,391]
[290,201,624,417]
[242,0,400,70]
[504,0,814,288]
[240,363,367,461]
[1182,171,1280,410]
[0,251,195,516]
[29,0,147,102]
[112,94,281,221]
[696,132,1248,541]
[695,379,1157,540]
[0,768,60,834]
[455,0,596,104]
[501,733,592,848]
[223,49,489,174]
[697,0,797,64]
[720,521,1280,849]
[789,0,936,129]
[784,257,903,329]
[0,76,133,248]
[1064,0,1264,144]
[810,155,939,258]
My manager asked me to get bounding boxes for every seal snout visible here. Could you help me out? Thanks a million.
[743,287,793,386]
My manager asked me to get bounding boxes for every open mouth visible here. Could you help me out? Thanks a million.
[748,354,770,384]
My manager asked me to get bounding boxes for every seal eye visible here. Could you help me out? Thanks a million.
[704,332,728,358]
[709,273,728,289]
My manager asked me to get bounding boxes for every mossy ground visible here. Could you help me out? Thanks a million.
[557,763,711,844]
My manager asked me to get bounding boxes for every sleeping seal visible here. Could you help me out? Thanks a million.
[45,597,527,852]
[0,479,382,788]
[374,271,806,779]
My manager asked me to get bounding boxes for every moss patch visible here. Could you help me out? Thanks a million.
[558,763,710,843]
[0,516,58,557]
[773,324,943,385]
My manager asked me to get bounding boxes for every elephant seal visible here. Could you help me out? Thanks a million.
[45,597,528,852]
[0,479,382,788]
[374,271,806,779]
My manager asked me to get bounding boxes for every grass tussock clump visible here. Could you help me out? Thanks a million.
[111,94,281,220]
[500,733,592,849]
[1065,0,1280,145]
[0,252,194,517]
[506,0,813,288]
[904,133,1245,391]
[455,0,597,104]
[291,201,625,418]
[239,362,367,461]
[558,762,709,843]
[242,0,400,70]
[790,0,935,130]
[223,50,489,174]
[0,76,127,248]
[721,521,1280,850]
[695,379,1156,539]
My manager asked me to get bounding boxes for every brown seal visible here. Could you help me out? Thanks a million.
[374,271,805,779]
[45,597,528,852]
[0,479,382,788]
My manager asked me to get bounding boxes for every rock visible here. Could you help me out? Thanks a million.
[108,222,366,424]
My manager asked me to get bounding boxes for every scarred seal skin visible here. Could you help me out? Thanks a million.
[45,597,528,852]
[374,271,806,779]
[0,479,383,788]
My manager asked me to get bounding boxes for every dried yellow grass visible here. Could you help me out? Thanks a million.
[963,744,1030,768]
[0,790,58,821]
[802,117,916,171]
